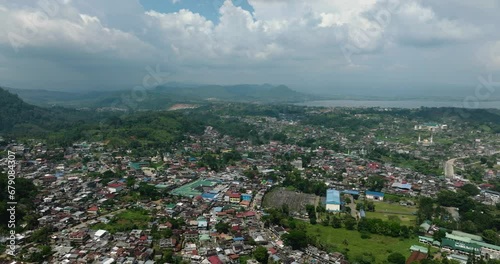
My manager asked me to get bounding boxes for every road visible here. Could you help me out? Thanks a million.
[345,195,358,218]
[444,150,500,178]
[444,157,465,178]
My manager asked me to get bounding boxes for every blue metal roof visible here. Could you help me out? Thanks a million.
[342,190,360,195]
[201,193,217,199]
[392,183,412,189]
[366,191,384,197]
[326,189,341,205]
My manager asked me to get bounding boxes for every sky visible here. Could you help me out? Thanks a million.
[0,0,499,97]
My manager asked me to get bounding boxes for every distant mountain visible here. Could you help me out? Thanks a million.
[0,88,45,132]
[6,83,317,110]
[5,88,118,107]
[0,88,107,142]
[154,84,309,102]
[6,88,78,103]
[0,87,254,147]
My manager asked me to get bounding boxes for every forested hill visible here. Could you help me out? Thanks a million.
[0,88,258,148]
[154,84,309,102]
[0,87,109,138]
[7,84,316,109]
[0,87,46,132]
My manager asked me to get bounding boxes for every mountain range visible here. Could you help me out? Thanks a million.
[6,83,317,110]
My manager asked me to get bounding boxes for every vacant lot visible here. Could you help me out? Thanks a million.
[306,224,417,264]
[365,201,417,225]
[262,188,319,212]
[91,209,150,233]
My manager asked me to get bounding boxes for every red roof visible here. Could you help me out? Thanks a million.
[236,211,256,218]
[406,251,427,264]
[87,205,99,211]
[208,255,223,264]
[480,183,494,189]
[108,183,123,188]
[229,193,241,198]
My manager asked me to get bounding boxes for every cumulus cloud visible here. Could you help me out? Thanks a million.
[388,1,481,46]
[478,41,500,71]
[0,0,496,92]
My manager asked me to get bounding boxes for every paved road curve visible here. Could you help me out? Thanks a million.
[444,150,500,178]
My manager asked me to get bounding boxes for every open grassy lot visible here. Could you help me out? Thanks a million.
[263,187,319,212]
[91,209,150,233]
[366,201,417,225]
[305,224,418,264]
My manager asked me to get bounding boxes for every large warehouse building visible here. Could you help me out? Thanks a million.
[326,189,341,212]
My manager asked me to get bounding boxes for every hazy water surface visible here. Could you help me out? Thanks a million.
[297,100,500,109]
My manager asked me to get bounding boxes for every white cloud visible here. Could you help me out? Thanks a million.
[389,1,481,46]
[478,41,500,71]
[0,0,496,91]
[0,2,157,60]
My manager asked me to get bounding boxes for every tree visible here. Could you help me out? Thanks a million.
[282,230,308,250]
[332,216,342,228]
[254,246,269,264]
[461,220,478,234]
[126,176,136,188]
[387,252,406,264]
[162,249,174,263]
[353,252,376,264]
[344,216,357,230]
[417,197,435,224]
[433,229,447,242]
[281,204,290,216]
[366,201,375,212]
[366,176,386,191]
[482,229,499,245]
[215,222,230,234]
[137,182,161,200]
[461,184,480,196]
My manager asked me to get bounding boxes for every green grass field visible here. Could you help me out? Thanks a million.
[306,224,419,264]
[366,201,417,225]
[91,209,151,233]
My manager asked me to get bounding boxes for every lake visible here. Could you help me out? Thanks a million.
[296,100,500,109]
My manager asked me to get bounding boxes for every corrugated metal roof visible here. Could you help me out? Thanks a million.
[326,189,341,204]
[365,191,385,197]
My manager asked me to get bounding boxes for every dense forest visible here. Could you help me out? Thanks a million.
[0,172,38,233]
[0,88,261,147]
